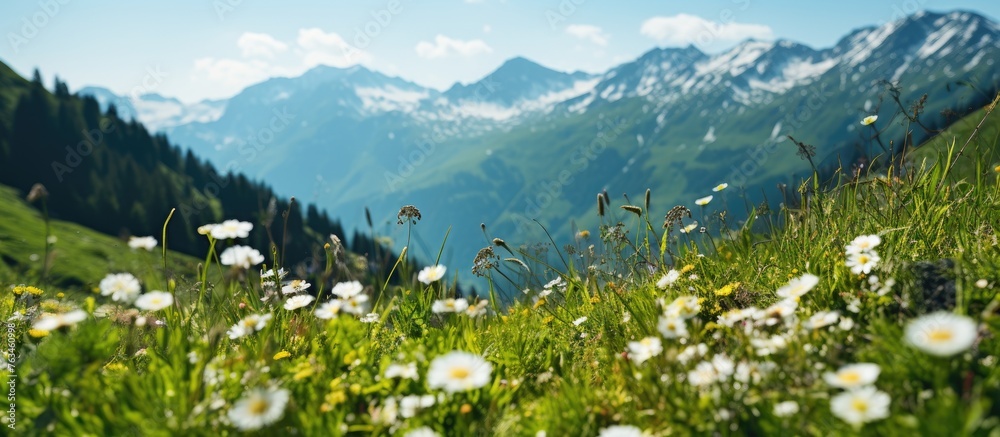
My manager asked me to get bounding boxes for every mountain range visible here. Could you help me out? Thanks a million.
[79,10,1000,288]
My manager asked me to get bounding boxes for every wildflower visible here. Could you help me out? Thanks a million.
[220,245,265,269]
[543,277,566,293]
[718,307,757,327]
[284,295,315,311]
[418,264,447,284]
[210,219,253,240]
[712,183,729,192]
[465,300,490,317]
[404,427,440,437]
[281,280,311,295]
[598,425,644,437]
[12,285,43,296]
[845,235,881,256]
[860,115,878,126]
[576,230,591,239]
[656,269,681,289]
[426,351,493,393]
[273,351,291,360]
[573,317,587,326]
[314,301,343,319]
[134,291,174,312]
[32,309,88,332]
[838,317,855,331]
[823,363,881,389]
[680,222,698,233]
[711,354,735,379]
[385,362,419,380]
[227,313,272,339]
[805,310,840,330]
[773,401,799,417]
[975,279,989,288]
[715,282,738,297]
[658,315,689,338]
[399,394,436,418]
[665,296,701,319]
[261,267,288,280]
[751,334,789,356]
[128,236,158,251]
[99,273,142,304]
[776,273,819,299]
[341,294,370,315]
[846,251,880,275]
[830,386,891,426]
[432,298,469,313]
[695,195,713,206]
[688,360,719,386]
[904,311,978,356]
[331,281,364,298]
[227,386,290,431]
[627,337,663,364]
[677,343,708,364]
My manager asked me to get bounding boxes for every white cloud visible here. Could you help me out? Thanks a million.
[237,32,288,58]
[192,57,278,95]
[297,28,373,67]
[640,14,773,47]
[415,35,492,59]
[565,24,609,46]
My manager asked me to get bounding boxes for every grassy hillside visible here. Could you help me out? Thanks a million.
[0,184,201,291]
[908,95,1000,183]
[2,100,999,435]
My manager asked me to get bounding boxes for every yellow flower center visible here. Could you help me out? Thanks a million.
[928,329,953,342]
[450,367,471,380]
[249,399,270,415]
[839,372,861,384]
[851,399,869,413]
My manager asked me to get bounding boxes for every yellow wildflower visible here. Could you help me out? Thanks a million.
[715,282,740,297]
[28,329,49,338]
[680,264,695,274]
[13,285,43,296]
[533,298,546,309]
[542,315,555,324]
[460,404,473,414]
[273,351,291,360]
[589,295,601,304]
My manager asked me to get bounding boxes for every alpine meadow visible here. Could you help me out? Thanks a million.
[2,2,1000,436]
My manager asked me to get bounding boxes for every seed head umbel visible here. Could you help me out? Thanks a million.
[397,205,422,225]
[663,205,693,230]
[472,246,498,277]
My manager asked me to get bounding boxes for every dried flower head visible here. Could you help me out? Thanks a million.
[472,247,498,277]
[663,205,693,230]
[621,205,643,216]
[397,205,422,225]
[26,183,48,203]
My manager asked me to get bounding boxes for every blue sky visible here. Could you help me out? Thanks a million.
[2,0,998,103]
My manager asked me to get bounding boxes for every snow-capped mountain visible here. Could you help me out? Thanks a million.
[76,86,226,132]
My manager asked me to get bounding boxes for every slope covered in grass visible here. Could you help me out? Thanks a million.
[0,184,201,291]
[3,101,999,435]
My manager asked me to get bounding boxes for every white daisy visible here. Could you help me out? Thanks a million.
[823,363,881,389]
[665,296,701,319]
[627,337,663,365]
[220,245,265,269]
[775,273,819,299]
[572,316,588,326]
[281,279,311,295]
[830,386,890,426]
[432,298,469,314]
[134,291,174,312]
[227,313,272,339]
[417,264,447,284]
[688,360,719,387]
[805,310,840,330]
[210,219,253,240]
[680,222,699,234]
[404,427,440,437]
[465,300,490,317]
[341,294,370,315]
[904,311,978,356]
[712,183,729,192]
[845,234,881,256]
[260,267,288,280]
[773,400,799,417]
[331,281,364,298]
[32,309,88,331]
[657,315,688,339]
[860,115,878,126]
[846,251,880,275]
[127,236,157,251]
[227,386,290,431]
[695,195,713,206]
[656,269,681,289]
[99,273,142,304]
[399,394,436,419]
[283,295,315,311]
[598,425,644,437]
[426,351,492,393]
[314,300,343,319]
[385,362,419,380]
